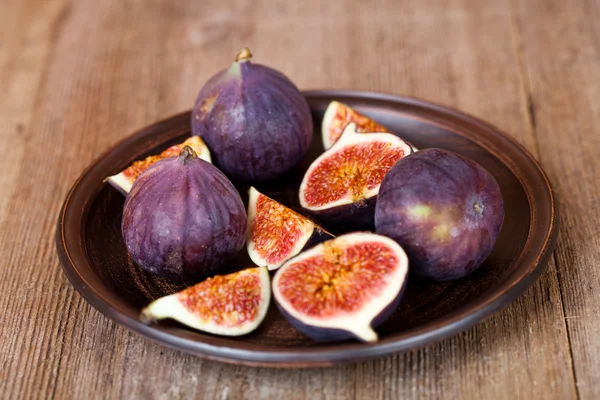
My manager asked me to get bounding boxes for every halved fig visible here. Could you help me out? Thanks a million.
[246,187,333,271]
[322,101,389,150]
[141,266,270,336]
[106,136,211,194]
[300,123,413,229]
[272,232,409,343]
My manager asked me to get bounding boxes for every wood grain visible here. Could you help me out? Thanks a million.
[513,0,600,398]
[0,0,595,398]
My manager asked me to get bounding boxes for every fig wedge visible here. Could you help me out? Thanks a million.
[141,266,270,336]
[321,101,389,150]
[246,187,333,271]
[106,136,211,195]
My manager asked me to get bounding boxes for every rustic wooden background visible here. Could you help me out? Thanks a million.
[1,0,598,398]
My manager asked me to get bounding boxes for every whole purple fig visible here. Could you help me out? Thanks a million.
[375,148,504,281]
[122,146,247,281]
[192,47,313,182]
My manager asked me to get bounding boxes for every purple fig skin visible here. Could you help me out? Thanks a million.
[122,147,247,281]
[307,197,377,233]
[375,148,504,281]
[274,280,407,343]
[192,48,313,182]
[274,303,353,342]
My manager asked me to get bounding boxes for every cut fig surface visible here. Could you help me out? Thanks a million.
[141,266,270,336]
[272,232,409,343]
[300,123,413,228]
[246,187,333,271]
[321,101,389,150]
[106,136,211,194]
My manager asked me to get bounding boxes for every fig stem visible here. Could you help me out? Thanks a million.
[473,202,485,215]
[235,47,252,62]
[179,145,198,164]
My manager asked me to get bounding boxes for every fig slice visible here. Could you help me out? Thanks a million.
[141,266,270,336]
[246,187,333,271]
[299,123,413,229]
[106,136,211,195]
[321,101,389,150]
[272,232,409,343]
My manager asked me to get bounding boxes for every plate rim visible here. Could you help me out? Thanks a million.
[56,90,558,367]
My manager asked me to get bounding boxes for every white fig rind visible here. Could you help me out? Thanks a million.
[106,171,134,194]
[321,100,342,149]
[192,142,212,164]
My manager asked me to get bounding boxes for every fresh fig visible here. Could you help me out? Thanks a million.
[246,187,333,271]
[299,123,413,229]
[122,146,246,281]
[322,101,419,152]
[192,47,313,182]
[272,232,409,343]
[321,101,389,150]
[106,136,211,195]
[375,148,504,281]
[141,266,270,336]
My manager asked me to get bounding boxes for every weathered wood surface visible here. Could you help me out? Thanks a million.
[0,0,596,398]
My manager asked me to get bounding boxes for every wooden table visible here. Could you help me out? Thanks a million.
[1,0,598,398]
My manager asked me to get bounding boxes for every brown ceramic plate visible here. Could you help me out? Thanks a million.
[56,90,558,367]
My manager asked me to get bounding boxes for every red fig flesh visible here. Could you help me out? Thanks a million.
[272,232,409,343]
[141,266,270,336]
[246,187,333,271]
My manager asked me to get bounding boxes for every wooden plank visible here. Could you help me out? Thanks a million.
[0,0,68,224]
[513,0,600,398]
[0,0,583,398]
[0,0,71,398]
